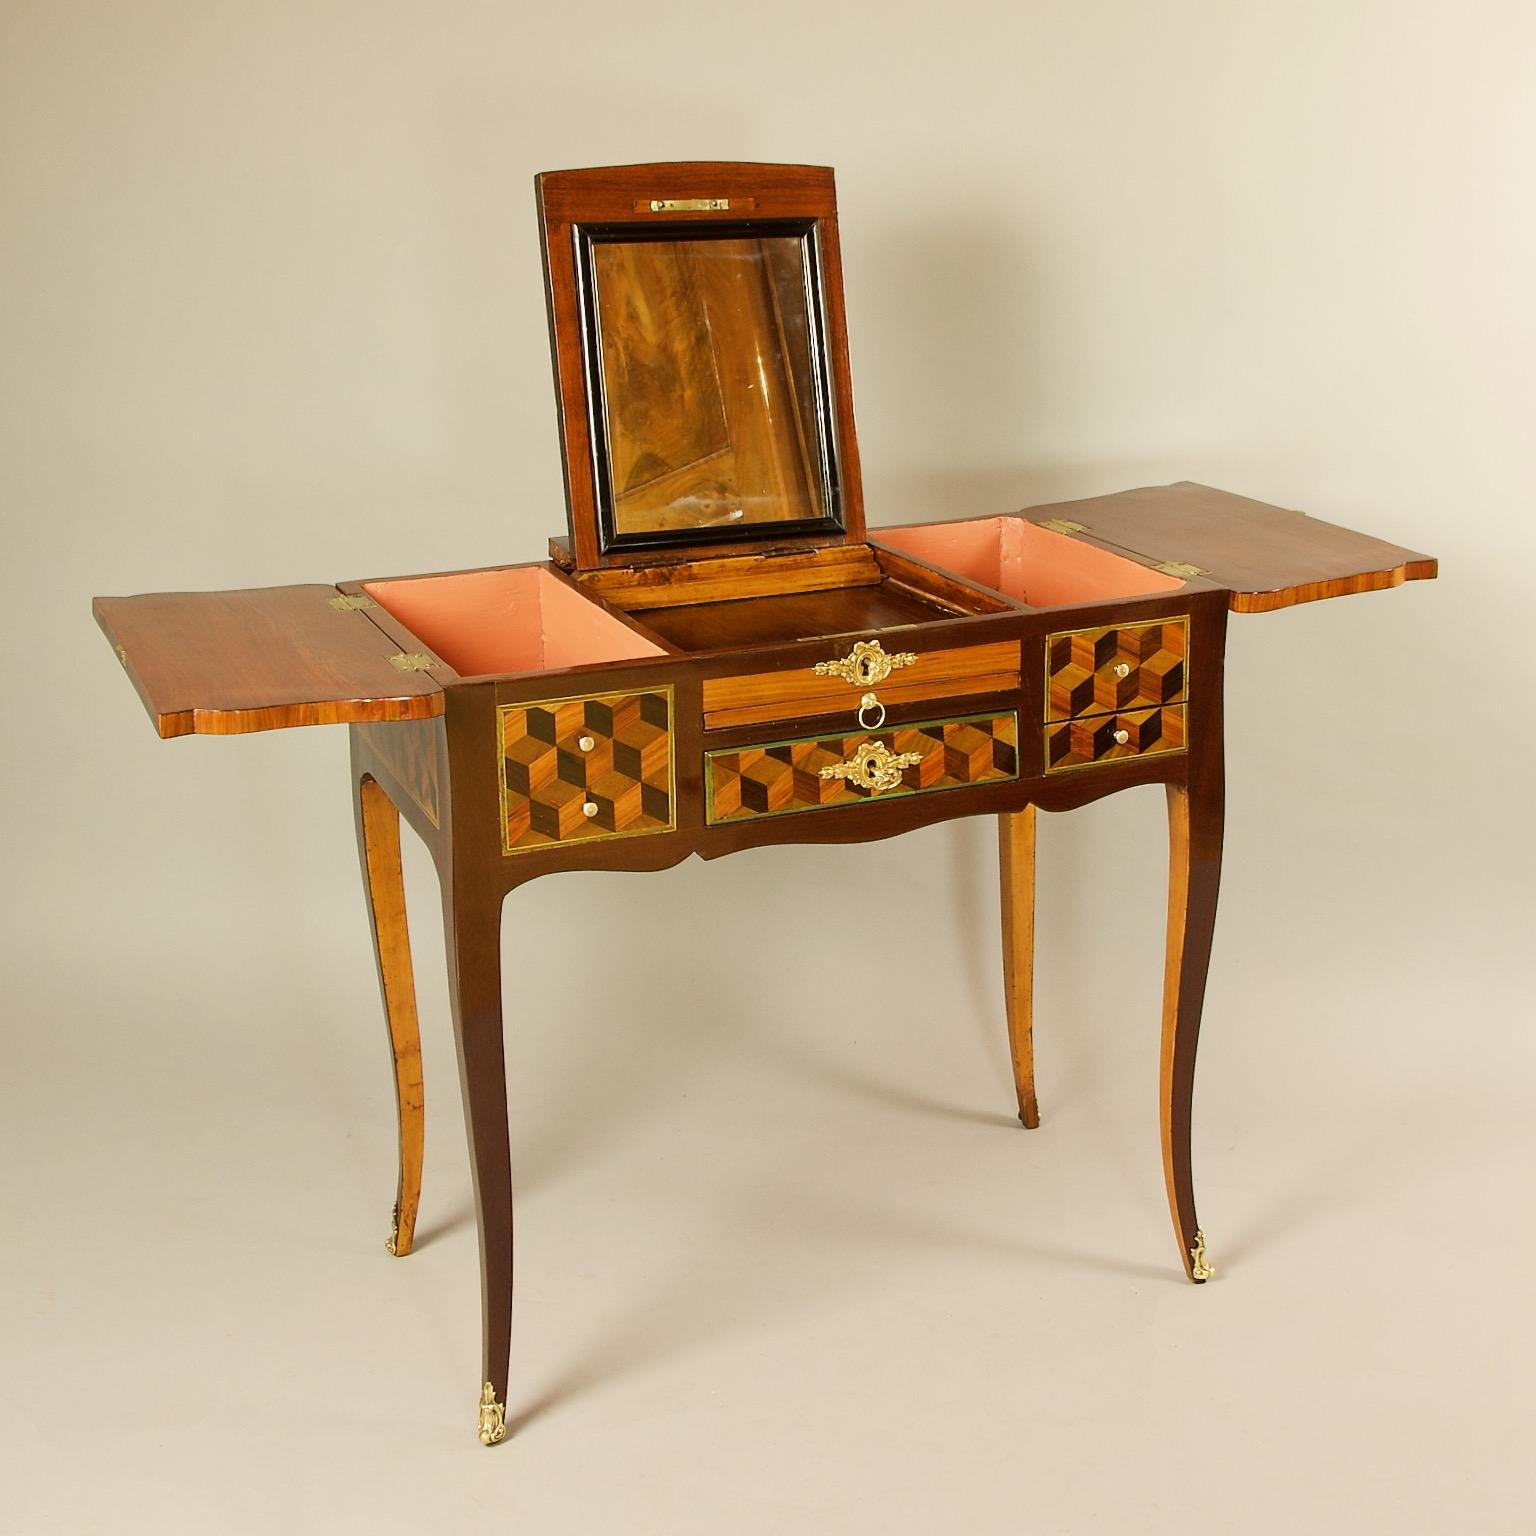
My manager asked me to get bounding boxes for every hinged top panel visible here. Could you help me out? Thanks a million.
[1021,482,1437,613]
[94,584,445,737]
[537,162,866,570]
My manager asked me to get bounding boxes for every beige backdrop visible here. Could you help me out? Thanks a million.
[3,3,1532,1533]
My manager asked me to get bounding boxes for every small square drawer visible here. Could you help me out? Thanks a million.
[1045,704,1186,773]
[499,688,674,854]
[707,710,1019,824]
[1046,618,1187,720]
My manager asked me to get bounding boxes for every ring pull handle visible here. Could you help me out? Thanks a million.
[857,692,886,731]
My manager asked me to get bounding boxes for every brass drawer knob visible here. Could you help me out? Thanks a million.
[818,739,923,795]
[578,735,596,752]
[1114,662,1131,679]
[812,638,918,688]
[1113,728,1130,746]
[582,801,600,818]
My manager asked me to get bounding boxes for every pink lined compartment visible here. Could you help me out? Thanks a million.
[877,517,1182,607]
[362,566,665,677]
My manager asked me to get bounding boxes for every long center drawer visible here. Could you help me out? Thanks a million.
[702,639,1021,731]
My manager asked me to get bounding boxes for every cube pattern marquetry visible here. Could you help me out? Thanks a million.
[707,712,1019,824]
[1045,704,1186,773]
[1046,618,1188,720]
[499,689,673,854]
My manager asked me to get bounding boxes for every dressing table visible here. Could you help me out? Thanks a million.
[94,162,1436,1445]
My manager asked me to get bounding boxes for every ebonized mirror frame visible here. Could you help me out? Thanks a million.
[574,218,845,556]
[537,162,868,570]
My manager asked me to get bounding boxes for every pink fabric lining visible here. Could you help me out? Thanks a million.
[362,566,665,677]
[877,517,1181,606]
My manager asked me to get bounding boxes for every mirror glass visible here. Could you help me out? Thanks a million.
[584,229,840,548]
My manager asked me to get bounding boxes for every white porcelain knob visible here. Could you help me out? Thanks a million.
[582,801,599,818]
[578,735,596,752]
[1114,662,1131,679]
[1113,728,1130,746]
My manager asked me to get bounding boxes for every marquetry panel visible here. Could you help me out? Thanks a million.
[707,711,1018,824]
[499,688,674,854]
[1045,704,1187,774]
[356,717,444,827]
[1046,618,1187,720]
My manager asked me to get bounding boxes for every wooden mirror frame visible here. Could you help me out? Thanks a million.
[537,162,867,570]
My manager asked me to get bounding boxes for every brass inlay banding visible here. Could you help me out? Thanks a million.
[704,710,1020,825]
[1043,705,1187,775]
[496,686,676,856]
[1043,614,1191,765]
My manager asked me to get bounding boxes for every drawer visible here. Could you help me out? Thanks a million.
[1046,618,1187,720]
[707,710,1019,824]
[702,638,1021,731]
[499,688,674,854]
[1045,704,1186,774]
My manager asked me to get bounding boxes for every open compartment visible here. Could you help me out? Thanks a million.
[362,566,668,677]
[536,165,1035,657]
[873,517,1184,607]
[572,542,1019,654]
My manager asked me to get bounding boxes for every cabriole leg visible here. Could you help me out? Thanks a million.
[442,884,513,1446]
[355,774,426,1259]
[999,806,1040,1128]
[1161,776,1224,1283]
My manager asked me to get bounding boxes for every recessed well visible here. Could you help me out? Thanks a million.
[362,567,666,677]
[876,517,1183,606]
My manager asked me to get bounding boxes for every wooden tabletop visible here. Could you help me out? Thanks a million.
[1022,482,1437,613]
[95,584,445,737]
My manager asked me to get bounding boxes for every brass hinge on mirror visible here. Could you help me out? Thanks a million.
[329,593,376,611]
[648,198,732,213]
[1037,518,1088,535]
[389,653,436,672]
[1153,560,1211,580]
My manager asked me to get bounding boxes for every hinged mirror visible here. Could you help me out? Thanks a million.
[538,163,866,569]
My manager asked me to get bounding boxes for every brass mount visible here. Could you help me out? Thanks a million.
[813,639,918,689]
[478,1382,507,1446]
[1189,1229,1214,1282]
[819,738,923,795]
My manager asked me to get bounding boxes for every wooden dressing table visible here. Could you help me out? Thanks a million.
[94,162,1436,1446]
